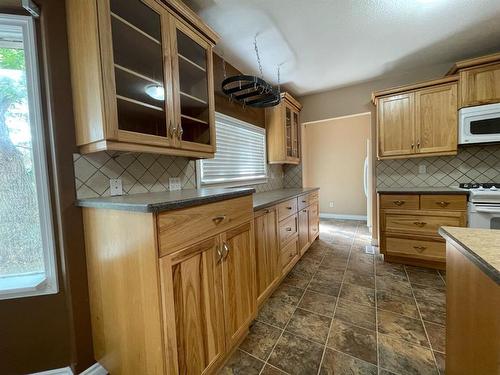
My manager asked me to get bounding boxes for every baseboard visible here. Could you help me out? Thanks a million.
[31,367,73,375]
[79,363,108,375]
[320,213,367,221]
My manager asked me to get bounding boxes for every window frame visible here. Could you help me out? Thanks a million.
[196,112,268,188]
[0,14,58,300]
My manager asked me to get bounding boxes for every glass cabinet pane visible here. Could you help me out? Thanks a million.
[176,29,211,145]
[110,0,167,137]
[292,111,299,157]
[285,107,292,157]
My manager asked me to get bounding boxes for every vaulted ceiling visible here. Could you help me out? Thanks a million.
[185,0,500,95]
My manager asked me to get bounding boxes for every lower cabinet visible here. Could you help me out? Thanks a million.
[379,193,467,269]
[298,207,310,255]
[308,201,320,240]
[254,207,280,305]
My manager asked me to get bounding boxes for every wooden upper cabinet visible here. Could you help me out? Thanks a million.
[163,236,225,375]
[459,63,500,108]
[415,84,458,154]
[266,92,302,164]
[378,93,415,157]
[66,0,218,158]
[221,222,256,349]
[374,77,458,159]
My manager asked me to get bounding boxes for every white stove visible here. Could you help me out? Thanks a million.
[459,183,500,229]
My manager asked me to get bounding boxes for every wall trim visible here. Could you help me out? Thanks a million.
[303,111,371,126]
[320,213,367,221]
[31,367,73,375]
[79,363,108,375]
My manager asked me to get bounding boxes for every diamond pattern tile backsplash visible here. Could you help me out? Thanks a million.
[283,163,303,188]
[74,152,287,199]
[377,145,500,188]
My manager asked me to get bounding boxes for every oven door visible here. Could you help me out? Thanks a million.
[459,103,500,145]
[468,202,500,229]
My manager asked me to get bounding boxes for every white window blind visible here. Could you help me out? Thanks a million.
[199,113,267,186]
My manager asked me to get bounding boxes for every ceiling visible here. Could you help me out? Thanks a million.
[185,0,500,95]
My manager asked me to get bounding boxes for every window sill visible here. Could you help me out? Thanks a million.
[0,272,57,300]
[200,178,268,189]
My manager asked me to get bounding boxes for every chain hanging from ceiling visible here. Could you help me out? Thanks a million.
[221,34,281,108]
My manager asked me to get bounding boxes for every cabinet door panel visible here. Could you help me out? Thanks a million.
[170,17,215,152]
[378,93,415,157]
[460,63,500,107]
[415,84,457,155]
[309,201,320,241]
[163,236,225,374]
[298,208,309,255]
[222,222,256,348]
[254,208,279,305]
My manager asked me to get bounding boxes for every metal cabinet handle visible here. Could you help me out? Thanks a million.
[265,209,270,214]
[301,200,306,203]
[302,209,307,213]
[285,227,292,232]
[212,215,226,225]
[411,143,414,149]
[413,246,427,252]
[222,242,229,259]
[177,124,183,139]
[216,245,224,263]
[413,221,427,227]
[169,120,176,138]
[436,201,450,208]
[393,200,405,206]
[417,141,421,149]
[286,206,292,210]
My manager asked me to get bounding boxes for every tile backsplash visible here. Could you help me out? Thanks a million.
[283,163,303,188]
[74,152,286,199]
[377,145,500,188]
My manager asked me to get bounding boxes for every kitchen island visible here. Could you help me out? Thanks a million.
[439,227,500,375]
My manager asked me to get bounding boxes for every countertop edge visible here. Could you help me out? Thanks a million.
[439,227,500,285]
[377,188,468,195]
[253,187,320,211]
[76,188,256,213]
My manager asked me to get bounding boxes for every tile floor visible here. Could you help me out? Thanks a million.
[219,219,446,375]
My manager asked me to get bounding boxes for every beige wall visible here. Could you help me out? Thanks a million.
[303,113,371,217]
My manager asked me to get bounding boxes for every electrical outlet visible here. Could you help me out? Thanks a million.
[109,178,123,196]
[329,201,334,208]
[169,177,182,191]
[418,164,427,175]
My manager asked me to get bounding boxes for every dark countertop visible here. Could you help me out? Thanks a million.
[440,227,500,285]
[377,187,468,195]
[76,187,255,213]
[253,187,320,211]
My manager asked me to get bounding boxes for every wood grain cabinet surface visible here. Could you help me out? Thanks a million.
[378,193,467,269]
[66,0,218,158]
[266,92,302,164]
[374,78,458,160]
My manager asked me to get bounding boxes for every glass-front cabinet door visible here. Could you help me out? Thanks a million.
[170,17,215,153]
[292,109,300,158]
[108,0,173,145]
[285,105,293,158]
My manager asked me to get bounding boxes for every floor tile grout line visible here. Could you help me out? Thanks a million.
[374,241,381,375]
[316,224,359,375]
[403,265,441,375]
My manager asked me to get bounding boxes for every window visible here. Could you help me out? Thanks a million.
[0,14,57,299]
[198,113,267,187]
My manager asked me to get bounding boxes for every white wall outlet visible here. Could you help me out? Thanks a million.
[418,164,427,175]
[169,177,182,191]
[329,201,334,208]
[109,178,123,196]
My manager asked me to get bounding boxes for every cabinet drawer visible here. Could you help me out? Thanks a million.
[279,214,298,247]
[385,235,445,262]
[280,237,298,273]
[384,213,463,236]
[277,198,298,221]
[420,195,467,211]
[380,194,419,210]
[298,194,309,210]
[158,195,253,256]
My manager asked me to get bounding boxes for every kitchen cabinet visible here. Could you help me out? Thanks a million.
[374,77,458,159]
[66,0,218,158]
[447,52,500,108]
[266,92,302,164]
[298,207,310,255]
[254,207,280,305]
[378,192,467,269]
[81,194,255,375]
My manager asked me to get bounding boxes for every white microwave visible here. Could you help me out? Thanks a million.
[459,102,500,145]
